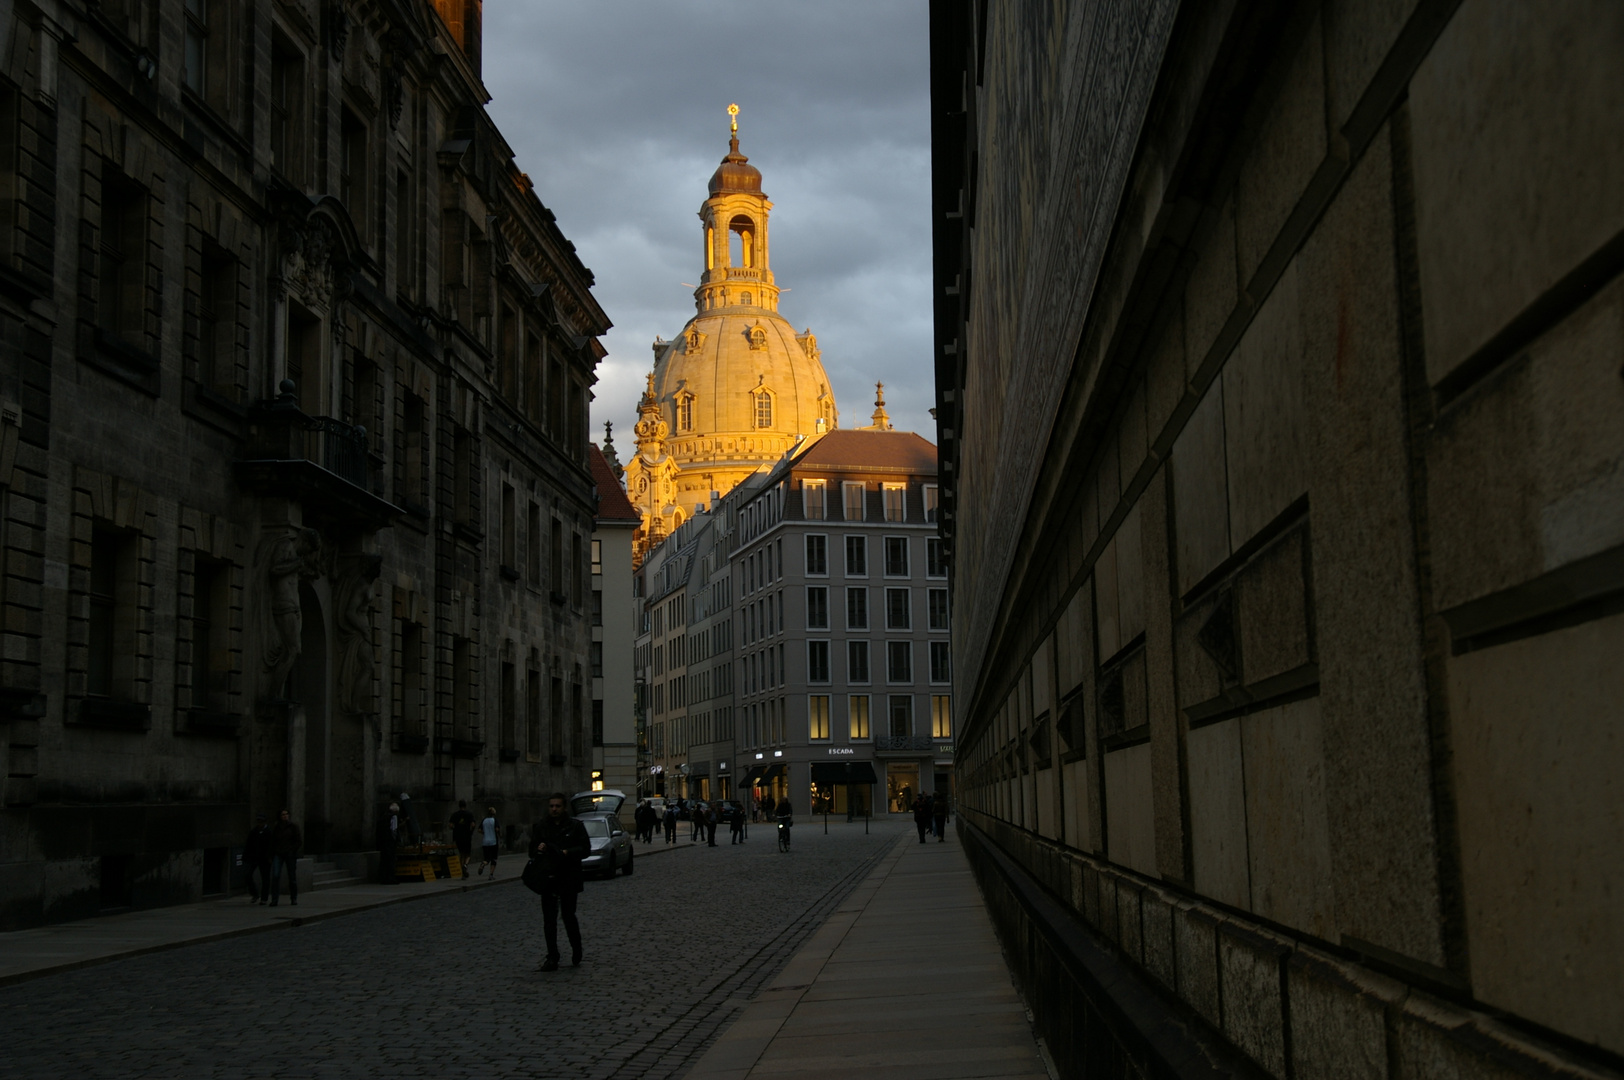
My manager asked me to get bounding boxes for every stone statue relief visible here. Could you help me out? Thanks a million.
[334,553,382,717]
[261,528,321,700]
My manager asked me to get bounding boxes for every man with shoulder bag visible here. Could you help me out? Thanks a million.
[528,793,590,971]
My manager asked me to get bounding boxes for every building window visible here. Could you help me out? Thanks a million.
[86,527,132,699]
[883,484,906,522]
[572,677,584,761]
[269,36,303,183]
[842,482,865,521]
[591,539,602,574]
[924,485,939,524]
[929,641,951,684]
[849,695,871,739]
[884,537,910,577]
[806,586,828,630]
[500,483,516,570]
[887,641,912,684]
[187,556,229,712]
[396,169,413,298]
[931,695,952,738]
[196,239,236,394]
[591,589,602,627]
[888,694,914,737]
[525,331,544,424]
[927,538,947,578]
[847,640,870,684]
[805,534,827,576]
[677,394,693,431]
[928,588,950,631]
[590,641,603,678]
[501,659,517,752]
[885,588,911,630]
[526,664,541,759]
[397,620,424,736]
[550,675,564,758]
[183,0,208,94]
[401,393,426,506]
[807,640,830,684]
[593,699,604,748]
[846,586,868,630]
[98,166,148,346]
[550,518,563,594]
[451,636,472,735]
[809,695,830,740]
[528,503,542,583]
[340,108,367,239]
[803,480,826,520]
[845,535,867,577]
[755,390,772,428]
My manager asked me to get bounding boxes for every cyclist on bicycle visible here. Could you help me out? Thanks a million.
[775,798,794,848]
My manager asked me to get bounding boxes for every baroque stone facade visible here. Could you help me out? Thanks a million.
[0,0,608,928]
[933,2,1622,1078]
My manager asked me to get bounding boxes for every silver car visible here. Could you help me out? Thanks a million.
[577,812,633,877]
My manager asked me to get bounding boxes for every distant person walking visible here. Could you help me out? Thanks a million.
[913,795,931,844]
[664,803,678,844]
[639,801,657,844]
[449,800,477,878]
[269,809,301,906]
[933,793,949,841]
[531,793,589,971]
[244,814,272,904]
[377,801,400,884]
[478,807,500,876]
[705,803,719,847]
[690,801,705,841]
[729,802,745,844]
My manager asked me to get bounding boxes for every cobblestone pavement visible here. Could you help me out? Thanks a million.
[1,819,905,1080]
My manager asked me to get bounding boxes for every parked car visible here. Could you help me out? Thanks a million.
[577,812,633,877]
[572,789,627,818]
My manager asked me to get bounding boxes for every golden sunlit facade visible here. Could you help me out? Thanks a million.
[625,110,839,565]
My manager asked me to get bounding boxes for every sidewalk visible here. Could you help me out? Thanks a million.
[0,840,694,986]
[683,831,1053,1080]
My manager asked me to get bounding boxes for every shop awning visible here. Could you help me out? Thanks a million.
[759,763,786,782]
[743,766,766,786]
[811,761,879,785]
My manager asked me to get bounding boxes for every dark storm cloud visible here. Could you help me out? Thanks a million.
[481,2,934,450]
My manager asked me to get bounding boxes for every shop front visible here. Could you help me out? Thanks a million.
[810,759,879,817]
[885,762,922,813]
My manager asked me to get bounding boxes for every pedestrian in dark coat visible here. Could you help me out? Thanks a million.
[244,814,272,903]
[729,803,745,844]
[933,793,949,841]
[913,795,931,844]
[448,800,476,878]
[705,804,719,847]
[270,809,301,905]
[690,801,705,841]
[663,804,678,844]
[530,793,590,971]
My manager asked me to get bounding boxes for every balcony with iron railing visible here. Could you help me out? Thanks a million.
[873,734,939,754]
[234,379,401,529]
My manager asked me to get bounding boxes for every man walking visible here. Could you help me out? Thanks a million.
[448,799,476,878]
[690,801,704,842]
[663,803,678,844]
[729,802,745,844]
[530,793,589,971]
[912,794,932,844]
[269,809,301,906]
[705,803,719,847]
[933,793,949,841]
[244,814,272,904]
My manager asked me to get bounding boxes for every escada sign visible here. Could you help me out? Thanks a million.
[827,747,855,755]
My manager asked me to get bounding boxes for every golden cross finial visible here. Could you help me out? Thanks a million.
[875,381,886,406]
[728,103,739,134]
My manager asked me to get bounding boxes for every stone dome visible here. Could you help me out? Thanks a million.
[652,303,837,449]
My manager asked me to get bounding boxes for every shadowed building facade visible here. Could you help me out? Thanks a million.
[933,2,1623,1079]
[0,0,607,927]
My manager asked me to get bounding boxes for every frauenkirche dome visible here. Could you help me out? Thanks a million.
[625,107,840,559]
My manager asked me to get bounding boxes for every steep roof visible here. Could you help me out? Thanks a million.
[589,444,640,523]
[785,428,939,475]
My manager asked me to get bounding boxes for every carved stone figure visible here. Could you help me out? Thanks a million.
[334,553,381,715]
[262,528,320,700]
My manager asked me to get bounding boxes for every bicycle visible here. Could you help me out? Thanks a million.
[776,818,792,852]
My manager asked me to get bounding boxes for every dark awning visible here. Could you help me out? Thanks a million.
[743,766,766,785]
[809,761,879,785]
[759,763,786,782]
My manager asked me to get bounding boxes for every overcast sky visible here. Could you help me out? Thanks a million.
[482,2,934,457]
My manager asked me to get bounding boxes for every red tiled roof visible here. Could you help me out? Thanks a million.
[789,429,938,474]
[589,444,641,523]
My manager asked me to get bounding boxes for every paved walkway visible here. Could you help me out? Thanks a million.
[0,842,695,986]
[683,830,1053,1080]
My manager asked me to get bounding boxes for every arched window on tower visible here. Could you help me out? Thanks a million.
[755,390,772,429]
[729,215,755,268]
[677,394,694,432]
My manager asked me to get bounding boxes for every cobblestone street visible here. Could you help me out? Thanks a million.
[1,820,905,1080]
